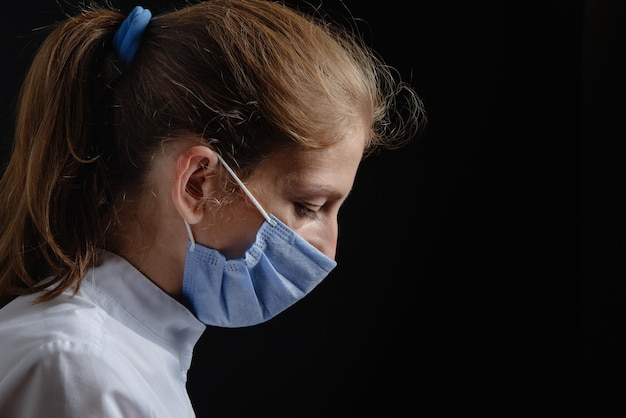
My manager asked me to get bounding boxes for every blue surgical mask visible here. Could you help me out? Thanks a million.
[181,155,337,327]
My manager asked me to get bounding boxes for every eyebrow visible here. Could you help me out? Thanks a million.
[293,183,352,203]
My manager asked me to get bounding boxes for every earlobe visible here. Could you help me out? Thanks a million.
[172,145,220,224]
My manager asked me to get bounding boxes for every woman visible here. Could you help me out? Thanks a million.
[0,0,424,416]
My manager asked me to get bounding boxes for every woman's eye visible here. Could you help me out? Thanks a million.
[295,203,318,219]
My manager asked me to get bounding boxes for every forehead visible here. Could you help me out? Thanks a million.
[253,130,366,193]
[279,132,364,170]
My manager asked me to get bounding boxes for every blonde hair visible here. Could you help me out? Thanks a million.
[0,0,425,305]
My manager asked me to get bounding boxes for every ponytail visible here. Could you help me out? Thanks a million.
[0,6,123,304]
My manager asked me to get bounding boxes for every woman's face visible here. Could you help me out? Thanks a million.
[199,128,366,260]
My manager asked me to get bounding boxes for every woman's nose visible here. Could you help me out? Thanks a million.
[306,218,338,260]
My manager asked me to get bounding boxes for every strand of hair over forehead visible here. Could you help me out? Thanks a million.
[289,0,427,150]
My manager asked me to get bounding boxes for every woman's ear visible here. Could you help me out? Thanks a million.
[171,145,220,224]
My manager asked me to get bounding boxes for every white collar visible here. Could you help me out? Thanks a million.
[82,250,206,370]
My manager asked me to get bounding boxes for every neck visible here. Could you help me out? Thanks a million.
[107,210,189,300]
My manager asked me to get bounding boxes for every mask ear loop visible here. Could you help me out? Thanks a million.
[184,220,196,252]
[183,153,277,252]
[216,154,277,227]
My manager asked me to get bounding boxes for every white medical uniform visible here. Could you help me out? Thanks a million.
[0,250,206,417]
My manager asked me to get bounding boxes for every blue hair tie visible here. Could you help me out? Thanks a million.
[113,6,152,65]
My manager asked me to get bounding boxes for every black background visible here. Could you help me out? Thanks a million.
[0,0,619,416]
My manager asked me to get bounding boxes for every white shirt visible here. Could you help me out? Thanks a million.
[0,251,206,417]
